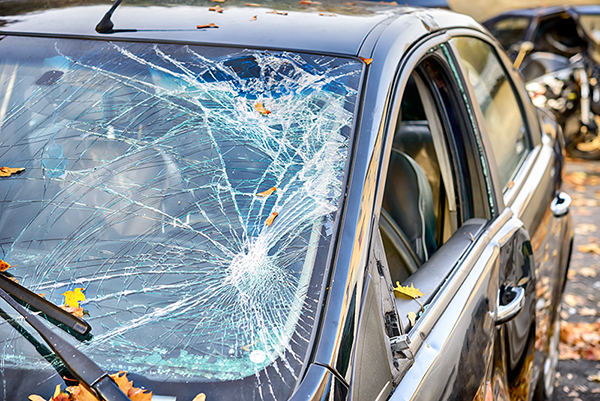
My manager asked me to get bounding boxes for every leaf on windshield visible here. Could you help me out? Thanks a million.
[0,259,16,272]
[63,288,86,308]
[250,15,257,21]
[254,102,271,115]
[394,282,424,299]
[192,394,207,401]
[0,166,25,177]
[61,305,84,318]
[196,23,219,29]
[265,212,278,226]
[209,5,224,12]
[109,371,152,401]
[256,187,276,197]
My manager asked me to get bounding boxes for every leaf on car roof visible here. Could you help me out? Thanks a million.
[299,0,320,4]
[250,15,257,21]
[359,57,372,65]
[0,259,16,272]
[394,282,424,299]
[212,0,225,3]
[265,212,278,226]
[266,10,288,15]
[196,23,219,29]
[255,102,271,115]
[245,2,261,6]
[63,288,86,308]
[0,166,25,177]
[319,13,337,17]
[209,5,224,12]
[256,187,276,197]
[577,243,600,255]
[192,394,207,401]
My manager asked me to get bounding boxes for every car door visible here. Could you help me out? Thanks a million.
[355,36,538,401]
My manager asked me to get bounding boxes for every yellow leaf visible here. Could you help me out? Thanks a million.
[63,288,86,308]
[256,187,276,197]
[0,166,25,177]
[577,243,600,255]
[265,212,278,226]
[193,394,207,401]
[407,311,416,326]
[53,385,61,399]
[28,395,47,401]
[196,23,218,29]
[0,259,15,272]
[394,282,424,299]
[254,102,271,115]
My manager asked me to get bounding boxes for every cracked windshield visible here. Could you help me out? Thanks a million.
[0,36,361,398]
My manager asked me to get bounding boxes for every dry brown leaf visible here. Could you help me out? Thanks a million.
[394,282,424,299]
[360,57,373,65]
[192,394,207,401]
[245,2,261,6]
[255,102,271,115]
[0,259,15,272]
[561,321,600,360]
[250,15,257,20]
[265,212,278,226]
[407,311,416,326]
[256,186,276,197]
[196,23,219,29]
[578,243,600,255]
[0,166,25,177]
[299,0,320,4]
[266,9,288,15]
[209,5,224,12]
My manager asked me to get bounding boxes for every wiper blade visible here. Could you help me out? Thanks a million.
[0,286,130,401]
[0,273,90,335]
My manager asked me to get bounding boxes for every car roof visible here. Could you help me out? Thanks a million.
[0,0,480,56]
[484,4,600,22]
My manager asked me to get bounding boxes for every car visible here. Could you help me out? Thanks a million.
[482,5,600,67]
[0,1,572,400]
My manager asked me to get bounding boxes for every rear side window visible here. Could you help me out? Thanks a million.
[452,37,531,190]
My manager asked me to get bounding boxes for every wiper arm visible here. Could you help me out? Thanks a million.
[0,286,130,401]
[0,273,90,335]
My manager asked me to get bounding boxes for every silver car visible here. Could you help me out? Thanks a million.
[0,1,572,400]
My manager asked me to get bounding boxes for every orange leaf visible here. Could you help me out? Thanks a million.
[360,57,372,65]
[60,305,84,318]
[62,287,86,308]
[211,0,225,2]
[28,396,47,401]
[266,9,288,15]
[109,371,134,395]
[209,5,224,12]
[265,212,278,226]
[393,282,424,299]
[255,102,271,115]
[0,259,15,272]
[256,186,276,197]
[250,15,257,21]
[299,0,320,4]
[193,394,207,401]
[196,23,219,29]
[0,166,25,177]
[319,12,337,17]
[65,385,99,401]
[245,2,261,6]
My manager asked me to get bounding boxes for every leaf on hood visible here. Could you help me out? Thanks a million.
[62,288,86,308]
[245,2,261,6]
[266,10,288,15]
[254,102,271,115]
[319,12,337,17]
[211,0,225,3]
[196,23,219,29]
[209,5,224,12]
[299,0,320,4]
[0,166,25,177]
[265,212,278,226]
[394,282,424,299]
[250,15,257,21]
[192,394,207,401]
[577,243,600,255]
[0,259,16,272]
[256,186,276,197]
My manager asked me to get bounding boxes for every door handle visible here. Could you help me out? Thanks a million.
[550,192,571,218]
[496,286,525,325]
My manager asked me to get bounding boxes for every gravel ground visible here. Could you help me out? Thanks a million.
[553,160,600,401]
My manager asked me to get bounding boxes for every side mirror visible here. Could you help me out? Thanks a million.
[513,41,534,69]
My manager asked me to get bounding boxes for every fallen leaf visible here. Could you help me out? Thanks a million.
[209,5,224,12]
[360,57,372,65]
[506,180,515,189]
[63,288,86,308]
[266,9,288,15]
[245,2,261,5]
[578,243,600,255]
[28,396,46,401]
[299,0,320,4]
[319,12,337,16]
[590,372,600,382]
[212,0,225,2]
[61,305,84,318]
[579,307,597,316]
[256,186,276,197]
[575,224,597,235]
[250,15,257,21]
[192,394,207,401]
[0,259,15,272]
[109,371,152,401]
[255,102,271,115]
[65,385,99,401]
[578,267,597,277]
[265,212,278,226]
[343,2,356,4]
[561,321,600,360]
[196,23,219,29]
[0,166,25,177]
[394,282,424,299]
[407,311,416,326]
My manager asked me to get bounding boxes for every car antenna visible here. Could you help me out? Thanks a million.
[96,0,124,33]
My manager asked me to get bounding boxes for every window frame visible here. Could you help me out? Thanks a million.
[446,30,544,210]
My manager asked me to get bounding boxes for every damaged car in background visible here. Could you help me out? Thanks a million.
[0,0,572,400]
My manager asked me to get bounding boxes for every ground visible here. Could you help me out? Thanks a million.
[553,159,600,401]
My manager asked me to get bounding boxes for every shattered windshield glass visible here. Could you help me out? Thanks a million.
[0,36,361,399]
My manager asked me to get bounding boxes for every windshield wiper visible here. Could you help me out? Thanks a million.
[0,273,90,335]
[0,286,130,401]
